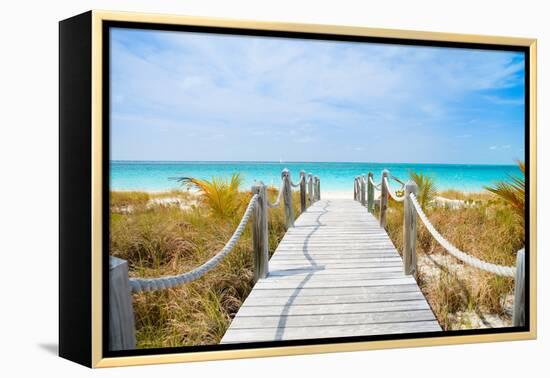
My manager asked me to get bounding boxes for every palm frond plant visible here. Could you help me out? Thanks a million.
[410,171,438,209]
[484,160,525,225]
[175,173,245,219]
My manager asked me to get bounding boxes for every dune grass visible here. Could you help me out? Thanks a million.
[484,160,525,227]
[110,191,150,208]
[437,189,493,202]
[110,185,300,348]
[111,170,525,342]
[175,173,246,219]
[384,176,524,330]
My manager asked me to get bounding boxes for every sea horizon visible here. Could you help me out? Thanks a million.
[111,159,517,166]
[110,160,521,193]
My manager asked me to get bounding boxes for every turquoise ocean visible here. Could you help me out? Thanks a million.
[110,161,520,193]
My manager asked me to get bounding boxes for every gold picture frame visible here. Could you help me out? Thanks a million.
[59,9,537,368]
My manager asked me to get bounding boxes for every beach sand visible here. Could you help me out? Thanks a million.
[119,189,356,200]
[114,189,467,208]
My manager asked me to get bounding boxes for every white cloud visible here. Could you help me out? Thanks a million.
[112,31,523,126]
[110,28,525,163]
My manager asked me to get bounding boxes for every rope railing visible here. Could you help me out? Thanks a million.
[391,174,406,187]
[129,168,320,293]
[109,168,321,349]
[409,193,515,277]
[129,194,259,293]
[369,175,381,190]
[290,175,303,188]
[352,169,525,327]
[383,176,406,202]
[267,181,286,208]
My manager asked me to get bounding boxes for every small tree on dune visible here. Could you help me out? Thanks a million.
[176,173,245,219]
[409,171,438,209]
[484,160,525,227]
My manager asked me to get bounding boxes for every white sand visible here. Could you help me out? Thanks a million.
[418,252,512,329]
[433,196,470,209]
[147,191,355,204]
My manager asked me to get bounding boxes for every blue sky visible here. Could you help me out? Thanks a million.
[110,28,525,165]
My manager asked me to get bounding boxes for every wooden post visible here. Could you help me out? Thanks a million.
[403,181,418,277]
[300,170,307,211]
[313,176,317,201]
[513,248,525,327]
[367,172,374,213]
[281,169,294,229]
[360,174,366,207]
[358,178,362,201]
[307,173,313,204]
[354,177,358,201]
[314,176,320,201]
[380,170,389,228]
[109,256,136,351]
[251,183,269,281]
[317,178,321,200]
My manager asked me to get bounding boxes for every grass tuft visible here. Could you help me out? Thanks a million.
[385,179,523,330]
[111,184,298,347]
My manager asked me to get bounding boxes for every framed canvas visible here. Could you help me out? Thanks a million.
[59,10,537,368]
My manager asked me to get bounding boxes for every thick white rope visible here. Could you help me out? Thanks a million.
[384,177,406,202]
[390,175,405,188]
[129,194,259,292]
[369,176,382,191]
[290,175,303,188]
[409,193,515,277]
[267,180,286,208]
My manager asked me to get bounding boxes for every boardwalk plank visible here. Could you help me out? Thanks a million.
[222,321,441,343]
[221,199,441,344]
[267,266,404,275]
[235,300,432,316]
[269,262,403,269]
[240,291,426,306]
[248,284,423,297]
[228,309,437,329]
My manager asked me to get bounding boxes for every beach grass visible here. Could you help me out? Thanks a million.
[110,187,301,348]
[384,191,524,329]
[110,191,150,208]
[110,171,524,346]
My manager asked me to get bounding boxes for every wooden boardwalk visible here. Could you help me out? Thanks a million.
[221,198,441,344]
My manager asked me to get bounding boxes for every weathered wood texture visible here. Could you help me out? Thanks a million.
[513,248,525,327]
[109,256,136,351]
[300,170,307,212]
[314,176,320,201]
[315,177,321,201]
[403,181,418,276]
[281,169,294,229]
[380,170,389,228]
[367,172,374,213]
[252,184,269,281]
[307,173,314,205]
[360,175,366,207]
[222,199,440,344]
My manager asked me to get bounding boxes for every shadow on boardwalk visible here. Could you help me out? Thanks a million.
[274,201,330,340]
[221,199,441,344]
